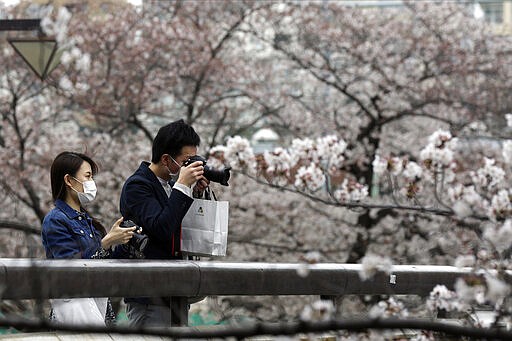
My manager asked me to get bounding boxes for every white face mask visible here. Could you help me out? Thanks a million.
[71,177,97,205]
[167,156,181,177]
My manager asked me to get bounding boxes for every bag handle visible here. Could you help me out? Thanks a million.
[204,186,218,201]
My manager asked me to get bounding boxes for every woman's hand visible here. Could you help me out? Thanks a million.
[101,217,136,249]
[177,161,204,187]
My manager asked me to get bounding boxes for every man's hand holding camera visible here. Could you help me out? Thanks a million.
[193,178,209,198]
[182,155,231,186]
[176,159,210,197]
[177,160,205,187]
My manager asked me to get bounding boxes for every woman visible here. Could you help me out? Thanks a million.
[42,151,135,326]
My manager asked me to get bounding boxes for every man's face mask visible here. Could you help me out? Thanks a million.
[71,176,97,205]
[166,155,181,177]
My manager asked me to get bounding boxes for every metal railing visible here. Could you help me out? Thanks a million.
[0,258,499,299]
[2,258,512,338]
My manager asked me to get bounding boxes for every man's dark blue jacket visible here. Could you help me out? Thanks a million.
[120,161,193,260]
[120,161,194,306]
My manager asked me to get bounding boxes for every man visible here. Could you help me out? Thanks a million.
[119,119,208,327]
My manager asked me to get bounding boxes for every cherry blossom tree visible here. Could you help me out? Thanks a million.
[206,1,512,331]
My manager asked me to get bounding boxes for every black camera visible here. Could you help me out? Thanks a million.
[183,155,231,186]
[119,219,148,257]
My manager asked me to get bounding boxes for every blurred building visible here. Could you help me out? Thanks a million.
[338,0,512,34]
[475,0,512,34]
[252,128,280,154]
[21,0,132,14]
[141,0,167,12]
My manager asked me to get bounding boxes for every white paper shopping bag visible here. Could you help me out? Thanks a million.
[51,297,107,326]
[181,197,229,257]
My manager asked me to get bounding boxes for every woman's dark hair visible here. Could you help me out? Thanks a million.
[51,151,98,202]
[151,119,200,163]
[50,151,106,236]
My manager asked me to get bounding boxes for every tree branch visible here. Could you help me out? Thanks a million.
[237,171,488,221]
[0,220,40,235]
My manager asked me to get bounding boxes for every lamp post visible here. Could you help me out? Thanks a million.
[0,19,62,81]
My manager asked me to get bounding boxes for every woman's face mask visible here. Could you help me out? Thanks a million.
[71,176,97,205]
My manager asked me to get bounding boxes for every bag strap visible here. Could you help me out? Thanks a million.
[204,186,218,201]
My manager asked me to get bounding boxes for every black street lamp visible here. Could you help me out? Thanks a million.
[0,19,62,81]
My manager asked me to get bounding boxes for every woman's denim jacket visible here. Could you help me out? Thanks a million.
[42,199,103,259]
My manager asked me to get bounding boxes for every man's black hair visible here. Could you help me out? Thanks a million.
[151,119,200,163]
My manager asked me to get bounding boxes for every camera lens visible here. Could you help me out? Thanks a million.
[120,220,148,253]
[129,231,148,251]
[138,236,148,251]
[184,155,231,186]
[204,165,231,186]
